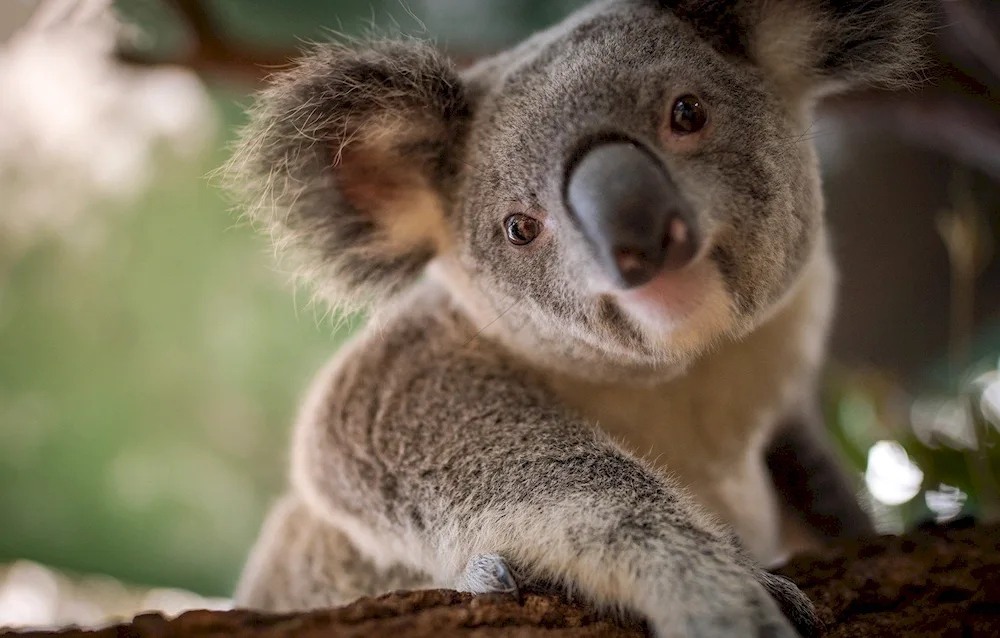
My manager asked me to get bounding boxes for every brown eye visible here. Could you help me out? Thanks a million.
[670,94,708,134]
[504,214,541,246]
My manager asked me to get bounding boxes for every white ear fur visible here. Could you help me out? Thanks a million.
[751,1,828,98]
[748,0,932,100]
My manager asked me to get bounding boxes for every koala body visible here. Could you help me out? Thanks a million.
[225,1,929,636]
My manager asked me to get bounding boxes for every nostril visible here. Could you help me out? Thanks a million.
[668,218,689,246]
[661,215,699,271]
[614,248,660,287]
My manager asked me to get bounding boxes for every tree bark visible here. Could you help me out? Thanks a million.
[5,521,997,638]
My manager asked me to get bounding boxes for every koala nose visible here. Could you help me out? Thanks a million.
[565,141,699,289]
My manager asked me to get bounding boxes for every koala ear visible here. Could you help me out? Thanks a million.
[744,0,934,98]
[224,40,471,310]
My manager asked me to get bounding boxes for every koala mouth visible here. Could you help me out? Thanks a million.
[614,259,717,324]
[564,136,701,290]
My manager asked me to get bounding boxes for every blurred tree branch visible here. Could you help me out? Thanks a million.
[114,0,300,82]
[829,84,1000,183]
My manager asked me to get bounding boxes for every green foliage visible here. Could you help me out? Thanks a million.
[0,92,360,596]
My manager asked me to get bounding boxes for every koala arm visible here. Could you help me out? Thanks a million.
[767,403,875,542]
[290,305,819,638]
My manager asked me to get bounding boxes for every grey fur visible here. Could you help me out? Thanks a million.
[223,1,931,636]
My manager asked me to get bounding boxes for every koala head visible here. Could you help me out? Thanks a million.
[226,0,929,383]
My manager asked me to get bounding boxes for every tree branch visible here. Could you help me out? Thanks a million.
[115,45,298,84]
[167,0,225,54]
[115,0,298,83]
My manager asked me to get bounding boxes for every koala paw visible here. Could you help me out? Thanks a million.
[664,567,821,638]
[454,553,520,597]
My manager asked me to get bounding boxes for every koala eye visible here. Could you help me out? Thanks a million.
[670,95,708,134]
[504,214,542,246]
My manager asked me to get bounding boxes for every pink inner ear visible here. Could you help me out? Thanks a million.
[330,142,448,253]
[333,145,419,221]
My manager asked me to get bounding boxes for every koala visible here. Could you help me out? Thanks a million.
[223,1,930,636]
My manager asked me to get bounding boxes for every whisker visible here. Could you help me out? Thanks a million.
[463,296,523,348]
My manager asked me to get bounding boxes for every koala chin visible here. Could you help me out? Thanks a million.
[224,1,930,636]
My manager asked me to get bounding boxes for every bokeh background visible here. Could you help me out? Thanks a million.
[0,0,998,631]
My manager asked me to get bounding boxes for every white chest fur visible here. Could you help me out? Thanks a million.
[546,246,836,565]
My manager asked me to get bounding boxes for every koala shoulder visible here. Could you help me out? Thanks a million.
[294,281,540,442]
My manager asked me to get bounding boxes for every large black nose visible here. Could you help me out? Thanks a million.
[565,141,699,289]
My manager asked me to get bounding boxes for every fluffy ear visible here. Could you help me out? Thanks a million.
[747,0,934,97]
[667,0,933,98]
[223,39,471,310]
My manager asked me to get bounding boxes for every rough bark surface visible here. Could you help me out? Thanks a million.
[4,520,998,638]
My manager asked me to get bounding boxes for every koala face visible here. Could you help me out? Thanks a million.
[441,1,823,379]
[226,0,928,382]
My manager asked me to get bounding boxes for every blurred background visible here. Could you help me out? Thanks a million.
[0,0,998,631]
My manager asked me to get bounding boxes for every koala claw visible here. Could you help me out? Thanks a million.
[755,571,822,638]
[455,553,520,597]
[677,581,806,638]
[644,561,821,638]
